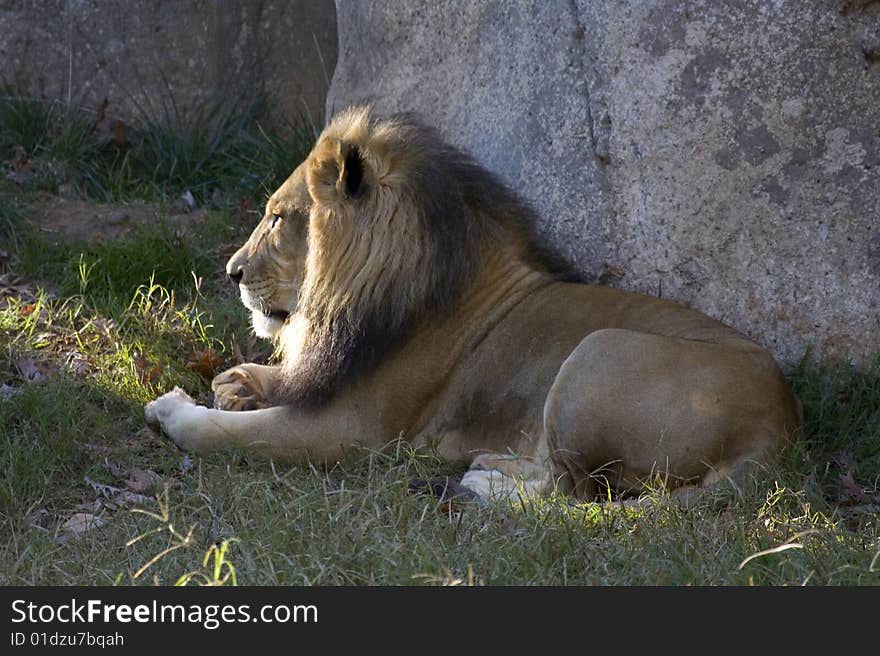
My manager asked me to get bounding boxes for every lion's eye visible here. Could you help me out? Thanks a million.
[270,214,282,229]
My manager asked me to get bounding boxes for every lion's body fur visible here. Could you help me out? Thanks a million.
[146,107,801,503]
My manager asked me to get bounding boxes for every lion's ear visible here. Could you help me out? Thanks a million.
[339,144,364,198]
[307,139,366,205]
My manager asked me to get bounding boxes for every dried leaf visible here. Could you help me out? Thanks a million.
[186,347,224,382]
[93,317,117,336]
[232,338,246,364]
[75,500,103,513]
[84,476,122,498]
[231,334,268,365]
[134,355,163,386]
[115,490,153,506]
[125,468,161,494]
[58,513,105,542]
[15,356,53,382]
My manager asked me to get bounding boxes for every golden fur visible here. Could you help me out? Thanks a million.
[146,106,802,504]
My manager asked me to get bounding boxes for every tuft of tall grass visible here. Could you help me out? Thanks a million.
[1,91,314,205]
[0,93,53,158]
[0,182,25,256]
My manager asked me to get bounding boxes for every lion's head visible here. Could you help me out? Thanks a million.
[226,162,311,341]
[227,106,553,407]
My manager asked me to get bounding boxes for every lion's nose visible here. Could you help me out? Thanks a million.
[227,265,244,286]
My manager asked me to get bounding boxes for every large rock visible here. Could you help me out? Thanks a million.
[0,0,336,126]
[327,0,880,366]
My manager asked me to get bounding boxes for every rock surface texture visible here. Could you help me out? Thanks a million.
[327,0,880,366]
[0,0,337,126]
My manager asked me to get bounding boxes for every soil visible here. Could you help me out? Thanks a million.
[27,192,208,244]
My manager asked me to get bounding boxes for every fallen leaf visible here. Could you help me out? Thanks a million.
[115,491,153,506]
[232,337,246,364]
[0,274,36,305]
[15,356,53,382]
[75,499,103,513]
[6,149,34,184]
[84,476,122,498]
[134,355,163,386]
[125,468,161,494]
[128,426,162,451]
[231,333,269,365]
[186,347,224,382]
[58,513,105,542]
[93,317,117,336]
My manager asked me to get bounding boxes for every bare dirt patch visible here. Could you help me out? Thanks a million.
[27,193,208,243]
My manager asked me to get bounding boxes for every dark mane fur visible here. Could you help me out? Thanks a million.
[274,108,569,408]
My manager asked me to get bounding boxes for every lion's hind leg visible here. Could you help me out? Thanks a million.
[455,452,554,502]
[408,453,552,503]
[543,328,800,505]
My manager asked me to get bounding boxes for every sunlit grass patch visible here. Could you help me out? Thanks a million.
[13,211,238,310]
[0,255,247,527]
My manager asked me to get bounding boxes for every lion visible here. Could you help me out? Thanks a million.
[145,105,801,504]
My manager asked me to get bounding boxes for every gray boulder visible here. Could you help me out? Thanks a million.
[327,0,880,366]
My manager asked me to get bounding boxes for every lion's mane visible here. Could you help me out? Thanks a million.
[275,106,557,406]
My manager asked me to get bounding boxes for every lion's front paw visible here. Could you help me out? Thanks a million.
[145,386,195,424]
[145,387,208,453]
[212,366,269,411]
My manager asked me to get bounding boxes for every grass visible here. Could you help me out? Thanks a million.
[0,91,314,204]
[0,91,879,585]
